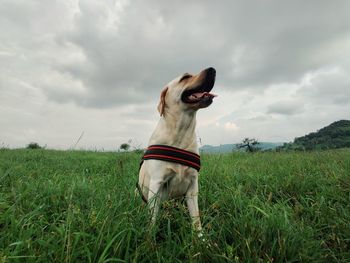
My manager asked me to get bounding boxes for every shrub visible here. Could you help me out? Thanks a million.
[26,142,42,149]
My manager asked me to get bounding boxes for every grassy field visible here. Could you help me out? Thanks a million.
[0,149,349,262]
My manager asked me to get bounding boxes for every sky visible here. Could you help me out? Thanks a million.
[1,0,350,150]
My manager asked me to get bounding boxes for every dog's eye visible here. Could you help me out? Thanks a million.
[179,74,192,82]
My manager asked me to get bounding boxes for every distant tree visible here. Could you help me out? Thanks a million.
[119,143,130,151]
[26,142,42,149]
[237,138,260,153]
[132,149,143,154]
[0,142,9,150]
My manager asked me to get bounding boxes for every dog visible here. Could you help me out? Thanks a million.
[138,67,216,235]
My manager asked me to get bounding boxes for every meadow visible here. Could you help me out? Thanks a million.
[0,148,349,262]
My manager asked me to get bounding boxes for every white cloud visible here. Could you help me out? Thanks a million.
[224,122,239,132]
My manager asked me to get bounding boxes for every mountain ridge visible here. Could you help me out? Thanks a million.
[200,120,350,153]
[200,142,284,153]
[283,120,350,150]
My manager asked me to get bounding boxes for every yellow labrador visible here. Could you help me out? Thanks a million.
[138,67,216,234]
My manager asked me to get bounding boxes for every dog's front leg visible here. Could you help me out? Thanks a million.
[147,179,163,226]
[186,179,203,235]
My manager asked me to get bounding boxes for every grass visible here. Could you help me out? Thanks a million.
[0,149,349,262]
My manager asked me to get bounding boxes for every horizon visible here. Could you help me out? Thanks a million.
[1,119,347,151]
[1,1,350,150]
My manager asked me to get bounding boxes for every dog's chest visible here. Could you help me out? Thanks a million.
[167,167,197,198]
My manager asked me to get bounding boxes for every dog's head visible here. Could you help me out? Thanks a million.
[158,67,217,116]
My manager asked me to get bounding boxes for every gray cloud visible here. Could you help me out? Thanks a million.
[39,0,350,108]
[1,0,350,149]
[267,101,305,115]
[299,68,350,105]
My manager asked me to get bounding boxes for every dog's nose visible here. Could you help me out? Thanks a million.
[204,67,216,79]
[205,67,216,76]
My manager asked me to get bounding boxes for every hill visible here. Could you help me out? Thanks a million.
[200,142,284,153]
[283,120,350,150]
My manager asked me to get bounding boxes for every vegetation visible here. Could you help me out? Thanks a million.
[236,138,260,153]
[281,120,350,151]
[0,149,350,262]
[119,143,130,151]
[26,142,42,150]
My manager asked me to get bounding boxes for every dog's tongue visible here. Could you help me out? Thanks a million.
[189,92,217,101]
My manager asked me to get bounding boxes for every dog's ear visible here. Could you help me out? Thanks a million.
[157,86,168,116]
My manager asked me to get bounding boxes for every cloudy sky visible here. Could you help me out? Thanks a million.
[1,0,350,150]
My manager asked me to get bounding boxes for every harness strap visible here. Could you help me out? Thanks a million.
[142,144,201,171]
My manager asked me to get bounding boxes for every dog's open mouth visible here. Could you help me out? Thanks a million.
[181,67,217,104]
[182,90,217,103]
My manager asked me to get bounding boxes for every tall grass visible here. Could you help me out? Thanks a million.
[0,149,349,262]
